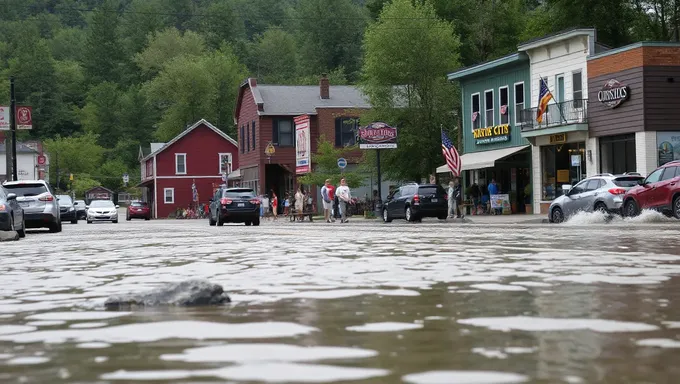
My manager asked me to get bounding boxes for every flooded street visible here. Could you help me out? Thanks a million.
[1,215,680,383]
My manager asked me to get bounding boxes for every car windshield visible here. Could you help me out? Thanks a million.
[223,189,255,198]
[418,186,444,196]
[3,183,48,197]
[613,176,644,187]
[131,202,148,207]
[89,200,114,208]
[57,195,73,204]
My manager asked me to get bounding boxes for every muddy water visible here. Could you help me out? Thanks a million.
[1,214,680,383]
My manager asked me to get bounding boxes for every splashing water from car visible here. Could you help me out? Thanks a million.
[564,209,677,225]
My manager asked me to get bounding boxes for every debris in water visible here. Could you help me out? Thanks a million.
[104,279,230,310]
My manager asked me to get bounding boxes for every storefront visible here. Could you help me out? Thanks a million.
[539,134,587,201]
[587,41,680,177]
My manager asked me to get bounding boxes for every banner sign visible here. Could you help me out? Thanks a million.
[294,115,311,174]
[490,194,511,214]
[358,122,397,149]
[0,106,8,130]
[473,124,510,145]
[657,132,680,166]
[16,106,32,129]
[598,79,629,109]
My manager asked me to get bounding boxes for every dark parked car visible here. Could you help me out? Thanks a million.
[623,160,680,219]
[57,195,78,224]
[74,199,87,220]
[382,183,448,222]
[127,201,151,221]
[209,187,261,226]
[0,186,26,238]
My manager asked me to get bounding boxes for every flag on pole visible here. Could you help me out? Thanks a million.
[536,77,553,123]
[441,130,462,176]
[192,180,198,202]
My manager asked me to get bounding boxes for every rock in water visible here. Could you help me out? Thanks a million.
[0,231,19,242]
[104,279,230,310]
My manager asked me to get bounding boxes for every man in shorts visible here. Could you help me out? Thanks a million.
[321,179,336,223]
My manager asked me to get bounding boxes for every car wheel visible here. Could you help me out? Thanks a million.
[87,220,92,224]
[253,218,260,226]
[245,221,252,226]
[112,220,118,224]
[625,199,639,217]
[405,206,414,222]
[217,214,224,226]
[594,202,607,214]
[551,207,564,224]
[145,216,150,221]
[17,216,26,238]
[209,214,216,226]
[126,215,131,221]
[437,214,447,220]
[49,221,62,233]
[383,208,392,223]
[673,195,680,220]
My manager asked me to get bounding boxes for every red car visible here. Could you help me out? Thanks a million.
[126,201,151,221]
[623,160,680,219]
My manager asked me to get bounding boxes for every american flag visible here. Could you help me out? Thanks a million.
[536,77,553,123]
[441,130,462,176]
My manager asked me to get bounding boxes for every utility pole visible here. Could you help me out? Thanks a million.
[9,77,17,181]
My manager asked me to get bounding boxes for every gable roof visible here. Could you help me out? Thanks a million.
[0,143,40,154]
[518,28,596,51]
[141,119,237,162]
[447,52,529,81]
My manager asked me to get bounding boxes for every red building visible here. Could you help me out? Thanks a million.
[234,75,370,208]
[138,119,239,219]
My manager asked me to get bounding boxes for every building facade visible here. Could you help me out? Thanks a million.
[138,119,239,219]
[587,42,680,176]
[443,53,532,213]
[0,141,47,183]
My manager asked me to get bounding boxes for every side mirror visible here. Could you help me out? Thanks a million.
[85,206,89,210]
[562,184,572,192]
[115,205,120,209]
[73,202,78,205]
[6,193,16,201]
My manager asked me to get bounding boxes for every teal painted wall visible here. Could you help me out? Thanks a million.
[460,64,530,154]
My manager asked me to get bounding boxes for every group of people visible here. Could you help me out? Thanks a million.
[447,178,501,217]
[321,178,352,223]
[262,180,352,223]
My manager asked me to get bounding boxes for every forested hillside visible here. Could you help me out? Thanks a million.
[0,0,677,190]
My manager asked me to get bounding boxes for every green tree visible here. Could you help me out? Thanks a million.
[249,28,298,83]
[361,0,461,182]
[99,159,128,191]
[44,133,106,187]
[72,175,102,197]
[134,27,206,78]
[83,0,126,83]
[198,1,246,48]
[298,137,365,189]
[79,82,122,148]
[49,27,87,61]
[119,0,169,59]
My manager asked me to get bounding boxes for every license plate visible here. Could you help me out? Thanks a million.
[238,203,245,207]
[19,202,29,207]
[431,198,438,202]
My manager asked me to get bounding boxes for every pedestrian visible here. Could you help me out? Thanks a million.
[469,182,481,215]
[283,192,290,217]
[270,190,278,220]
[487,179,500,215]
[321,179,335,223]
[453,177,463,218]
[447,181,455,219]
[336,177,352,223]
[295,186,305,222]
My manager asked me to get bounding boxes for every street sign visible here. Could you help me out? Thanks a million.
[337,158,347,169]
[16,106,32,130]
[122,174,129,183]
[0,106,8,130]
[37,155,46,165]
[264,142,276,157]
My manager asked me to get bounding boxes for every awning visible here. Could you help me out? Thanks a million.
[136,178,154,188]
[227,169,241,180]
[436,145,530,173]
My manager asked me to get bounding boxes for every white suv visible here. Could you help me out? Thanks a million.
[1,180,62,232]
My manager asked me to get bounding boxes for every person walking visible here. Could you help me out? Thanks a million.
[270,190,278,220]
[295,186,305,222]
[336,178,351,223]
[469,182,481,215]
[487,179,500,215]
[447,181,455,219]
[321,179,335,223]
[453,177,463,218]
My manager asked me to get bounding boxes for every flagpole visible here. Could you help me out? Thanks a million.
[537,74,567,125]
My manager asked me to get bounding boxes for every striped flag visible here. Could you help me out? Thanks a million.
[536,77,553,123]
[441,130,462,176]
[192,181,198,202]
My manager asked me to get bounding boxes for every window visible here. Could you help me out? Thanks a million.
[175,154,186,175]
[572,72,583,107]
[645,168,664,184]
[514,82,524,125]
[251,121,256,151]
[569,180,588,195]
[599,134,636,174]
[484,90,494,126]
[471,93,481,130]
[273,118,294,147]
[661,166,678,181]
[164,188,174,204]
[240,126,244,153]
[585,179,602,191]
[219,153,233,175]
[335,117,358,147]
[246,124,250,152]
[499,86,509,125]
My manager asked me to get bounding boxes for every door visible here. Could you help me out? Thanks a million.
[581,179,603,211]
[562,179,588,217]
[386,189,401,217]
[638,168,665,209]
[655,166,679,210]
[556,75,565,123]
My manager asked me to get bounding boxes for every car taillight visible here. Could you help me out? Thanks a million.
[249,199,261,205]
[39,195,54,202]
[413,194,420,204]
[0,204,5,211]
[608,188,626,195]
[220,198,232,205]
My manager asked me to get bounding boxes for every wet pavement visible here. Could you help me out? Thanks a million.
[1,211,680,383]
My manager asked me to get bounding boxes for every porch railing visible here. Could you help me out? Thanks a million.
[519,99,588,132]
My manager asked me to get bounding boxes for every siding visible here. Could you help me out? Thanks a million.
[155,178,222,218]
[587,67,645,137]
[237,88,261,170]
[644,66,680,132]
[460,64,531,153]
[315,107,366,162]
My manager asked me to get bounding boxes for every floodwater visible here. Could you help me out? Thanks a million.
[1,211,680,383]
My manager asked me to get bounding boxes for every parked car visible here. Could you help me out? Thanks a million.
[1,180,61,233]
[209,187,261,226]
[0,185,26,238]
[127,201,151,221]
[623,161,680,219]
[86,200,119,224]
[74,199,87,220]
[548,173,645,223]
[382,183,448,223]
[56,195,78,224]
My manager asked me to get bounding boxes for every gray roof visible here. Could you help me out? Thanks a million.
[257,85,371,115]
[0,143,39,154]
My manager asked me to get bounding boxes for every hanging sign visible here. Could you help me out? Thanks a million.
[16,106,32,130]
[358,122,397,149]
[0,106,8,130]
[294,115,311,174]
[597,79,629,108]
[473,124,510,144]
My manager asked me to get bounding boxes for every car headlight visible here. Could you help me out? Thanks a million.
[69,207,74,211]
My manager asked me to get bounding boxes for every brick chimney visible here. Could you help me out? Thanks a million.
[319,73,329,99]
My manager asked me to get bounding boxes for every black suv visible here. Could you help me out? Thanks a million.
[382,183,448,222]
[209,187,261,226]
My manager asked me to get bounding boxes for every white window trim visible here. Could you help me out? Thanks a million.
[218,153,233,175]
[513,81,525,126]
[175,153,187,175]
[164,188,174,204]
[471,92,480,132]
[572,70,583,101]
[499,86,509,125]
[484,89,494,127]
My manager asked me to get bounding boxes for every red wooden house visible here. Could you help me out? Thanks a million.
[138,119,239,219]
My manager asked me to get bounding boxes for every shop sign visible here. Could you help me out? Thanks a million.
[597,79,629,108]
[550,133,567,144]
[358,122,398,149]
[657,132,680,166]
[473,124,510,145]
[294,115,311,174]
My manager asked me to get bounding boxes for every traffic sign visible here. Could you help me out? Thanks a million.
[37,155,46,165]
[337,158,347,169]
[265,142,276,157]
[122,173,129,183]
[69,173,74,181]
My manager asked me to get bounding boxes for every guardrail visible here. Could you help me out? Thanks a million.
[519,99,588,132]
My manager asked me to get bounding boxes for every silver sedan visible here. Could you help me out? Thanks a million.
[86,200,120,224]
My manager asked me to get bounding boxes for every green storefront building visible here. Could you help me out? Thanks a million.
[441,52,533,214]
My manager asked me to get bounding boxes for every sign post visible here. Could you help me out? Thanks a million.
[337,157,347,173]
[123,173,129,187]
[357,122,398,215]
[10,77,17,181]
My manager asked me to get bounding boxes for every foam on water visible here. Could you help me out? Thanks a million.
[26,320,66,327]
[402,370,528,384]
[69,322,109,329]
[469,284,527,292]
[77,342,111,349]
[457,316,658,333]
[564,209,677,226]
[636,338,680,348]
[161,343,377,363]
[6,356,50,365]
[346,322,423,332]
[0,325,36,335]
[25,312,131,321]
[663,321,680,328]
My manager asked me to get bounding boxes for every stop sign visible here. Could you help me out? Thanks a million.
[37,155,46,165]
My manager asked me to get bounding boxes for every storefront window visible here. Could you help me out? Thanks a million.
[541,142,586,200]
[600,134,636,174]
